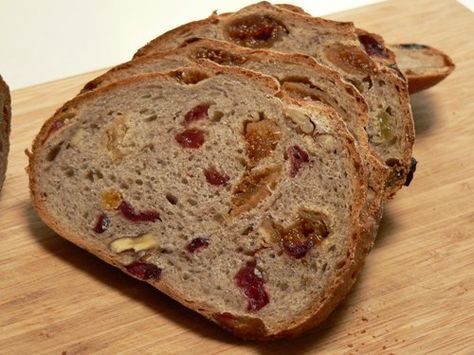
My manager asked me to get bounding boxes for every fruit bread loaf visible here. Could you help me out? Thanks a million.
[273,3,455,94]
[82,37,386,253]
[29,62,367,339]
[0,74,11,192]
[133,1,415,197]
[388,43,455,94]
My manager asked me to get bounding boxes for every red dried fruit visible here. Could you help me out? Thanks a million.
[126,262,161,280]
[93,213,110,233]
[183,104,209,126]
[119,201,161,223]
[226,15,289,48]
[186,237,209,253]
[286,145,310,177]
[204,167,230,186]
[175,128,205,149]
[358,34,389,58]
[235,260,269,312]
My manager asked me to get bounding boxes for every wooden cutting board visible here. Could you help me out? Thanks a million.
[1,0,473,353]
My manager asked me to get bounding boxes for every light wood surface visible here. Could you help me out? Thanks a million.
[1,0,473,353]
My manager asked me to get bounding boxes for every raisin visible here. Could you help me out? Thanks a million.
[119,201,161,223]
[126,262,161,280]
[399,43,428,50]
[101,190,123,210]
[231,166,281,216]
[244,116,281,165]
[279,213,329,259]
[226,15,289,48]
[286,145,310,177]
[325,44,376,75]
[94,213,110,233]
[204,167,230,186]
[358,34,389,58]
[175,129,205,149]
[183,104,209,126]
[186,237,209,253]
[235,260,269,312]
[404,157,418,186]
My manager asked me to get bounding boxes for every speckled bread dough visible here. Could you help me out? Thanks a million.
[29,62,367,339]
[134,1,415,197]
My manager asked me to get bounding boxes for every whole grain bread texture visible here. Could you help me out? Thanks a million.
[82,37,386,253]
[275,3,455,94]
[388,43,455,94]
[29,62,368,339]
[0,74,11,192]
[133,1,415,197]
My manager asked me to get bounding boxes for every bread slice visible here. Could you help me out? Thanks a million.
[133,1,414,197]
[29,62,367,339]
[0,74,11,192]
[274,2,455,96]
[388,43,455,94]
[82,37,386,253]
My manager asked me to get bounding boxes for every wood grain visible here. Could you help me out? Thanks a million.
[1,0,473,353]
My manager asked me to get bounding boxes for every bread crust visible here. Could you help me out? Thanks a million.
[29,63,367,340]
[388,43,455,94]
[0,74,11,192]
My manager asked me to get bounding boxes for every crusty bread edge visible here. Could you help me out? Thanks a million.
[29,67,368,340]
[0,74,11,192]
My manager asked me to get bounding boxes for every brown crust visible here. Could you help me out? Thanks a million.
[134,1,354,58]
[388,44,455,94]
[29,64,367,340]
[0,74,11,192]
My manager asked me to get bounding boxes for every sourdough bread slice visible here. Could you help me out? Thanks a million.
[29,62,367,339]
[0,74,11,192]
[82,37,386,252]
[388,43,455,94]
[133,1,415,197]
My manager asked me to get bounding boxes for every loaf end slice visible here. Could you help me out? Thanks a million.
[0,74,11,193]
[29,63,367,339]
[388,43,455,94]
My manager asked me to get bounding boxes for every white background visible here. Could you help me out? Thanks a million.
[0,0,472,90]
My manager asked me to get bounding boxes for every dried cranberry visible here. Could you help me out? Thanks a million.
[186,237,209,253]
[235,260,269,312]
[93,213,110,233]
[175,129,205,149]
[183,104,209,126]
[204,167,230,186]
[126,262,161,280]
[286,145,310,177]
[119,201,161,223]
[358,34,388,58]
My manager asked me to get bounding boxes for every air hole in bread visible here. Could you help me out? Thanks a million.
[174,69,210,85]
[211,110,224,122]
[65,168,74,177]
[166,193,178,205]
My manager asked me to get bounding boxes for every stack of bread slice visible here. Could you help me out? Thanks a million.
[28,2,454,339]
